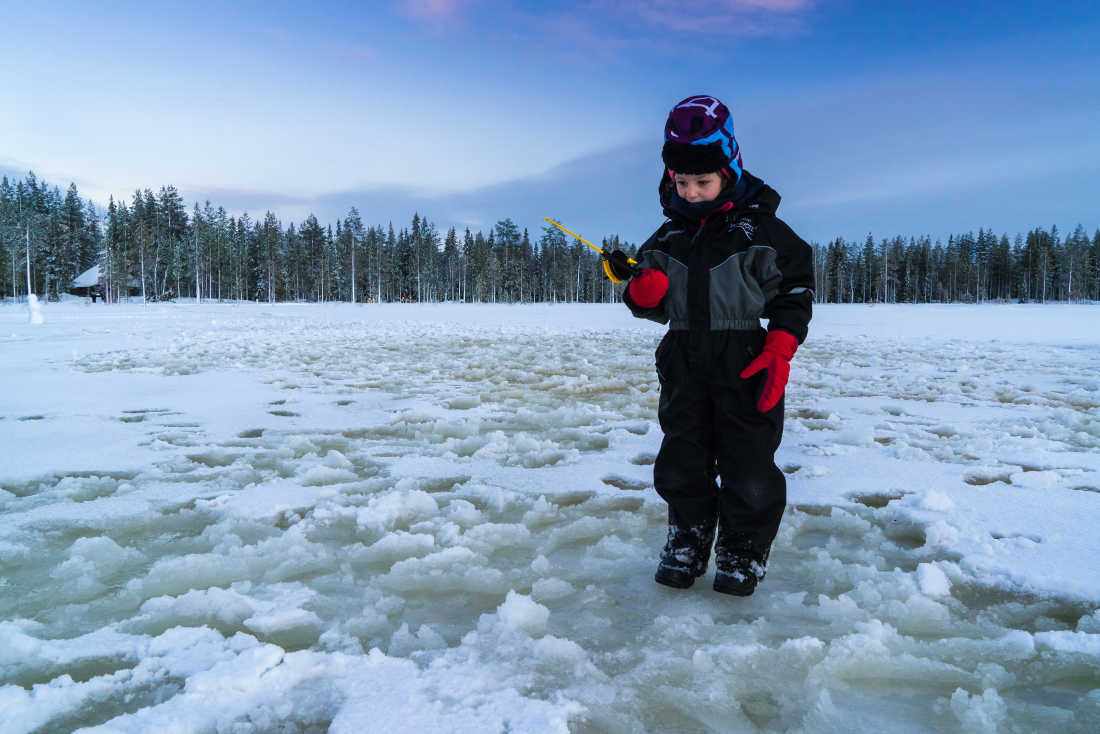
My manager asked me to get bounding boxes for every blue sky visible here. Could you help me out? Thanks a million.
[3,0,1098,246]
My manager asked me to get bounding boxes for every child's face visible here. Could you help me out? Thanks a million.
[673,171,724,204]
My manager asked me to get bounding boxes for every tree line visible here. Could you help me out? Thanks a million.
[0,172,620,305]
[2,171,1097,305]
[814,228,1100,304]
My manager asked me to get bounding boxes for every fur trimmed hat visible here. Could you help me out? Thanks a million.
[662,95,742,181]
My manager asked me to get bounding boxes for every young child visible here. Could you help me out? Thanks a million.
[608,94,813,596]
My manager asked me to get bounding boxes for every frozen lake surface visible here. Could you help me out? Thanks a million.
[2,300,1099,732]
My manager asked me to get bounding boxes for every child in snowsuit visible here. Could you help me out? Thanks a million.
[608,95,813,596]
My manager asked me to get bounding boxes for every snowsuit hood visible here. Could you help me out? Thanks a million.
[659,170,779,224]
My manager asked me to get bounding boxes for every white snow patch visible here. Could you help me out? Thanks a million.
[949,688,1007,733]
[496,591,550,637]
[917,563,952,597]
[920,489,956,511]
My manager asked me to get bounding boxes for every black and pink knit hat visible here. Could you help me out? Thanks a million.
[662,94,743,181]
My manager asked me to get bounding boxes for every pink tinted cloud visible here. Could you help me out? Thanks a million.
[401,0,463,20]
[592,0,817,36]
[339,44,377,61]
[738,0,813,10]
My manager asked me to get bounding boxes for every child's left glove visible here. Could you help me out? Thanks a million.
[739,330,798,412]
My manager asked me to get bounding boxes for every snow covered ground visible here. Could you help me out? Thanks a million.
[1,299,1098,733]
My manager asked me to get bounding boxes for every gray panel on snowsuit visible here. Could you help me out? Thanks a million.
[644,250,690,329]
[707,246,781,330]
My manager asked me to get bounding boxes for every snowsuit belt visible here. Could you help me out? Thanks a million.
[668,319,761,331]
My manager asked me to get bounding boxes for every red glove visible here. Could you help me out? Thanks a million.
[740,330,798,412]
[628,268,668,308]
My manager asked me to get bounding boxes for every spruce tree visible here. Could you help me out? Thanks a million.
[860,234,874,303]
[462,228,475,302]
[1091,230,1100,301]
[0,177,14,298]
[493,218,521,301]
[58,183,86,296]
[344,207,365,303]
[442,227,458,301]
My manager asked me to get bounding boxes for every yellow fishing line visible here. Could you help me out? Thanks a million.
[542,218,638,265]
[543,218,637,284]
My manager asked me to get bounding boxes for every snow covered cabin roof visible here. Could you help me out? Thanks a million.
[72,265,101,288]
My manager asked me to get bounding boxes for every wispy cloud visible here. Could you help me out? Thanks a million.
[259,25,293,43]
[336,43,377,61]
[399,0,465,21]
[588,0,817,36]
[394,0,818,52]
[738,0,813,10]
[394,0,474,37]
[460,0,820,66]
[0,157,100,197]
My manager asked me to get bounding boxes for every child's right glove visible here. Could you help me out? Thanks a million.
[740,329,798,412]
[606,250,637,282]
[627,268,669,309]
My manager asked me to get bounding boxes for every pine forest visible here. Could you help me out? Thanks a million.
[2,172,1098,306]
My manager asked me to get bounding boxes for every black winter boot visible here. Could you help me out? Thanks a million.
[654,515,717,589]
[713,527,770,596]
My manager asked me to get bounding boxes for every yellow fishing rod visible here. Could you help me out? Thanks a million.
[543,218,637,284]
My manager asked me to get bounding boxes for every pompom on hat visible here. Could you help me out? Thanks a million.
[662,95,742,182]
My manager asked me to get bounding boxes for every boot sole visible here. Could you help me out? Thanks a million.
[713,576,756,596]
[654,567,696,589]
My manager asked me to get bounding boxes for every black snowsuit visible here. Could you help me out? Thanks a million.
[624,171,813,552]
